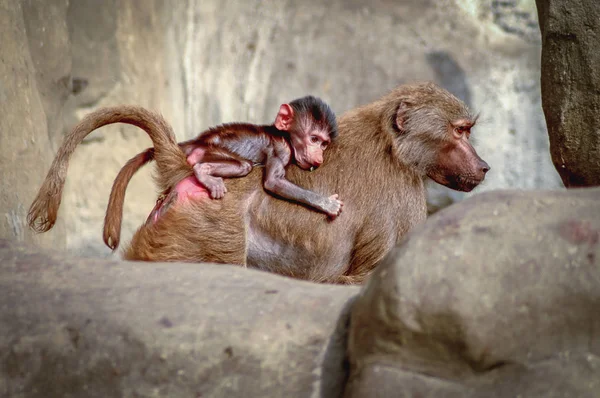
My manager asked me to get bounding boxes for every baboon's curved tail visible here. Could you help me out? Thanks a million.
[103,147,155,250]
[28,105,192,233]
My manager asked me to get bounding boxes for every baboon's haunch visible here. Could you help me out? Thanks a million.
[29,82,489,284]
[27,106,189,235]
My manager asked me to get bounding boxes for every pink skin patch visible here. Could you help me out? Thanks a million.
[148,176,210,224]
[175,176,211,204]
[179,147,211,205]
[148,148,215,224]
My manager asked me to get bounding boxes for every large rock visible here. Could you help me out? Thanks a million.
[0,0,71,249]
[347,186,600,397]
[536,0,600,187]
[0,240,359,397]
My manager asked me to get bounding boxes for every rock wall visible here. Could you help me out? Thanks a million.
[0,0,71,249]
[536,0,600,187]
[1,0,561,255]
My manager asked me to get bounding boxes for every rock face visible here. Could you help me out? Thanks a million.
[2,187,600,397]
[0,0,71,249]
[0,0,561,255]
[536,0,600,187]
[347,186,600,397]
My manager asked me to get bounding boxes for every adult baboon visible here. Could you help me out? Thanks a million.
[29,82,489,284]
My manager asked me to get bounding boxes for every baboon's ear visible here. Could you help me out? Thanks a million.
[395,101,411,133]
[274,104,294,131]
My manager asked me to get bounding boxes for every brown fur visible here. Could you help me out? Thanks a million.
[103,148,155,249]
[29,82,488,285]
[117,82,487,284]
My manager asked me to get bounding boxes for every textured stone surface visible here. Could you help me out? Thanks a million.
[0,0,70,249]
[536,0,600,187]
[347,186,600,397]
[3,187,600,397]
[35,0,559,255]
[4,1,600,395]
[0,240,358,397]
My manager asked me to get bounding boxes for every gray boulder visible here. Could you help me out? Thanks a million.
[348,186,600,397]
[0,239,358,397]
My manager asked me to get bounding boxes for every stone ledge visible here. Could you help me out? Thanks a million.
[0,241,358,397]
